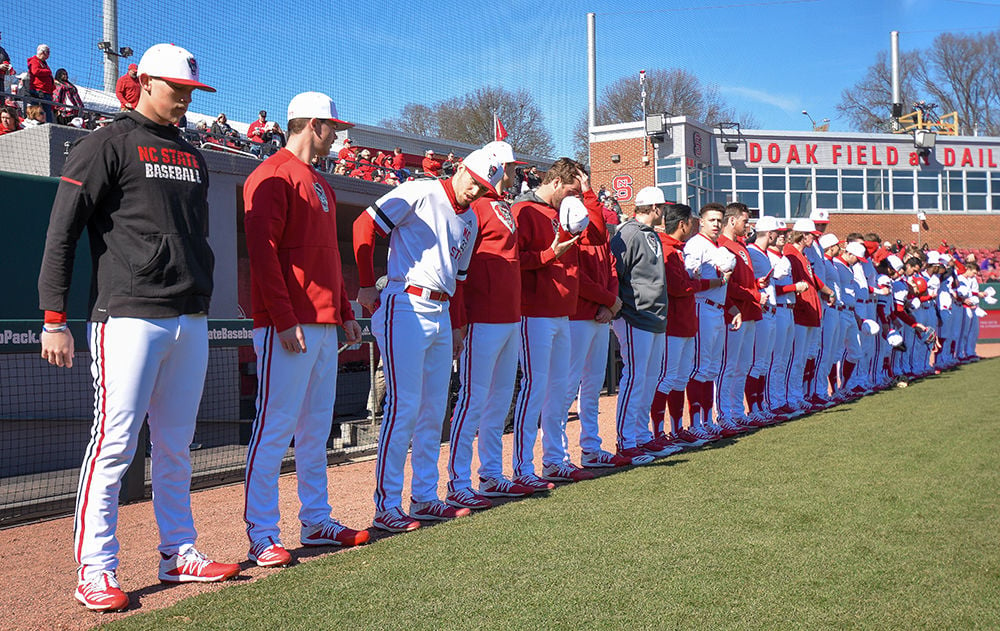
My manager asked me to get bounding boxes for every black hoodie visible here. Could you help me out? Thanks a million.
[38,110,214,321]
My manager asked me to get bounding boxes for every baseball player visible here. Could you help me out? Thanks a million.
[610,187,674,462]
[562,176,623,468]
[37,44,239,611]
[354,146,503,531]
[242,92,368,568]
[650,202,725,447]
[716,202,760,433]
[814,233,844,400]
[829,241,863,400]
[804,211,833,405]
[446,141,536,507]
[764,223,806,417]
[782,219,828,412]
[745,216,780,424]
[684,203,735,441]
[844,233,880,393]
[510,158,596,486]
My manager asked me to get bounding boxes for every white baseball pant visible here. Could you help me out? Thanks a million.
[656,335,695,434]
[512,316,571,476]
[564,319,611,455]
[612,319,664,450]
[447,321,519,491]
[788,324,819,406]
[372,293,452,512]
[244,324,342,544]
[75,315,207,580]
[718,319,756,420]
[766,306,794,411]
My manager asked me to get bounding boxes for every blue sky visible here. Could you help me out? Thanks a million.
[4,0,999,155]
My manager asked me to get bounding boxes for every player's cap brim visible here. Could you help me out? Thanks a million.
[467,170,497,195]
[154,76,216,92]
[324,117,354,130]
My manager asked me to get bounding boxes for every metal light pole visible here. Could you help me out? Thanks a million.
[102,0,118,93]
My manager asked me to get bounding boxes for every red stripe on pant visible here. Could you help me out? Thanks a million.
[512,318,533,471]
[446,323,475,491]
[615,323,635,452]
[374,295,399,510]
[75,322,107,563]
[243,327,275,536]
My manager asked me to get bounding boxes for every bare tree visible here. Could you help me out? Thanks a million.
[381,87,555,157]
[838,31,1000,136]
[573,68,758,163]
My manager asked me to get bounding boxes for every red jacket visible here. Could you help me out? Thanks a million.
[661,233,711,337]
[338,146,356,164]
[450,192,521,327]
[115,73,140,108]
[719,234,762,323]
[27,56,54,93]
[392,153,406,170]
[247,119,267,143]
[422,156,441,176]
[784,244,823,327]
[514,192,579,318]
[243,149,355,331]
[572,190,617,321]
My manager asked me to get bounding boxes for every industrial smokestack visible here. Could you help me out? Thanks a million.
[891,30,902,131]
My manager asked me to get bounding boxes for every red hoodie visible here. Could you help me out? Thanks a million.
[660,233,711,338]
[719,234,762,323]
[450,191,521,327]
[571,190,618,321]
[784,244,823,327]
[514,192,579,318]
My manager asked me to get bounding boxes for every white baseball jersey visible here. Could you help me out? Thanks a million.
[684,233,726,305]
[368,179,478,296]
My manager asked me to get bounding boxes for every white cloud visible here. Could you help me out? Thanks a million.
[721,86,800,113]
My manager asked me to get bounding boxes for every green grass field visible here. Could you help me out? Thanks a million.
[102,360,1000,631]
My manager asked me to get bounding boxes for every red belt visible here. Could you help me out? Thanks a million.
[701,298,724,310]
[405,285,450,302]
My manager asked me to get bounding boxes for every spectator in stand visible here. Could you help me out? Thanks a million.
[602,198,620,226]
[53,68,84,124]
[421,149,441,176]
[353,148,375,180]
[211,112,240,145]
[26,44,55,122]
[525,164,542,189]
[0,34,14,92]
[22,103,45,127]
[115,63,140,110]
[247,110,268,144]
[194,120,210,141]
[441,151,458,177]
[0,106,21,135]
[598,184,609,202]
[337,137,356,168]
[391,146,409,179]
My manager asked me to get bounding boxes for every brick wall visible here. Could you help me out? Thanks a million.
[589,137,656,217]
[826,213,1000,249]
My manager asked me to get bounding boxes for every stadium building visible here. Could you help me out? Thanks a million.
[589,116,1000,248]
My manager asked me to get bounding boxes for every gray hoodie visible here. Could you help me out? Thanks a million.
[610,218,667,333]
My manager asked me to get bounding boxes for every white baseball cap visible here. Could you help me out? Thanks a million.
[461,148,506,194]
[845,242,867,258]
[137,44,215,92]
[926,250,941,265]
[635,186,665,207]
[818,233,839,250]
[886,255,904,271]
[777,219,788,230]
[792,218,816,233]
[287,91,353,129]
[810,209,830,223]
[482,140,525,165]
[755,216,780,232]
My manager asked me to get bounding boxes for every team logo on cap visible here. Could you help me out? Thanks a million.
[491,201,515,234]
[313,183,329,212]
[187,55,198,76]
[488,164,498,181]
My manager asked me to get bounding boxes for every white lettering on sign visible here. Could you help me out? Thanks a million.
[0,329,40,345]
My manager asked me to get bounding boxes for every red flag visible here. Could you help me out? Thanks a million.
[494,115,508,142]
